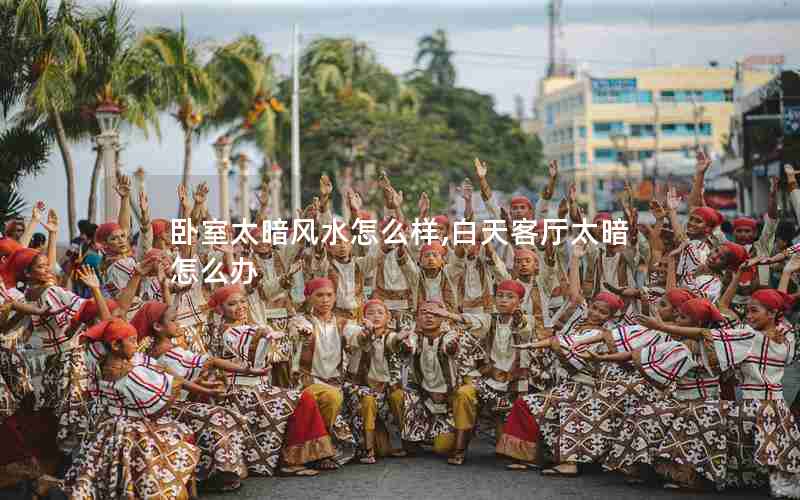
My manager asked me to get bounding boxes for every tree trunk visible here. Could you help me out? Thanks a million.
[87,150,102,223]
[182,127,192,190]
[52,111,77,240]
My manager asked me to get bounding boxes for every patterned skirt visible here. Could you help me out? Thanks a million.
[40,347,93,452]
[560,364,661,465]
[168,401,255,481]
[219,384,335,473]
[342,382,400,456]
[65,415,200,500]
[0,347,34,421]
[496,381,593,464]
[401,386,455,444]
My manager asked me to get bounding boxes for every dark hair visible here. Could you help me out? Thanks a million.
[30,232,46,249]
[777,220,798,243]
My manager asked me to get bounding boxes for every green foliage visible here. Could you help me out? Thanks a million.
[0,184,27,227]
[0,123,51,186]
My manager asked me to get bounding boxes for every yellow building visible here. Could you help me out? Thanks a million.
[531,67,773,214]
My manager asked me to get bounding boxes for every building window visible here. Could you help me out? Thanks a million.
[597,180,605,191]
[660,123,712,136]
[660,90,675,103]
[661,123,677,136]
[580,152,587,165]
[630,124,655,137]
[593,122,625,138]
[580,181,588,193]
[594,148,616,164]
[592,89,652,104]
[659,88,733,103]
[724,89,734,102]
[637,150,654,160]
[579,126,587,138]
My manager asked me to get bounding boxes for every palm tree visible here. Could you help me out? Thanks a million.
[415,29,456,87]
[300,38,378,99]
[140,20,213,191]
[14,0,87,239]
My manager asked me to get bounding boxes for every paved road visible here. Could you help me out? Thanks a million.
[205,439,762,500]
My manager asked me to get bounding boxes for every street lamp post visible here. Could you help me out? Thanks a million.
[94,103,122,222]
[268,163,283,220]
[237,153,250,221]
[213,135,233,221]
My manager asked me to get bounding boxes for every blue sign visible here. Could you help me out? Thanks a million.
[785,106,800,136]
[591,78,637,92]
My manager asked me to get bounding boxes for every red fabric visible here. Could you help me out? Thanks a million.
[501,398,540,445]
[208,284,245,312]
[665,289,696,308]
[81,319,137,343]
[752,289,795,312]
[131,301,169,341]
[0,238,21,258]
[593,212,612,223]
[432,215,449,227]
[510,196,533,210]
[595,291,625,313]
[732,217,757,230]
[362,298,388,315]
[151,219,170,238]
[692,207,723,228]
[0,248,39,285]
[514,248,536,259]
[497,279,526,299]
[303,278,333,298]
[71,298,119,328]
[95,222,121,244]
[419,241,446,258]
[285,390,331,449]
[3,220,22,236]
[721,242,749,271]
[680,298,724,324]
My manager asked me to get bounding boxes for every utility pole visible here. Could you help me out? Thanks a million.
[653,101,660,180]
[291,24,301,216]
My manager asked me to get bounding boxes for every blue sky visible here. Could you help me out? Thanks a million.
[17,0,800,239]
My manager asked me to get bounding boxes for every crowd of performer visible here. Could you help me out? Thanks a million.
[3,152,800,498]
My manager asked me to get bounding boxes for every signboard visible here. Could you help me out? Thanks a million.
[591,78,637,92]
[785,105,800,136]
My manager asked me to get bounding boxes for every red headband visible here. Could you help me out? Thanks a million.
[732,217,757,231]
[497,279,526,299]
[593,212,612,224]
[664,289,696,309]
[304,277,334,298]
[95,222,122,244]
[130,302,169,341]
[151,219,170,238]
[692,207,723,228]
[595,291,625,313]
[207,284,245,313]
[362,298,389,315]
[0,248,40,285]
[680,298,724,324]
[0,238,21,258]
[721,242,749,271]
[510,196,533,211]
[81,319,137,344]
[420,241,446,257]
[752,289,795,312]
[71,298,119,328]
[432,215,449,227]
[514,248,536,260]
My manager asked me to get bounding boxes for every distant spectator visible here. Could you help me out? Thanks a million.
[29,233,46,251]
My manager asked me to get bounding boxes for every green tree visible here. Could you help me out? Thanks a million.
[415,29,456,87]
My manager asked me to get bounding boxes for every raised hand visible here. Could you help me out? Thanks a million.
[115,172,132,198]
[637,314,663,330]
[392,189,404,210]
[474,158,488,179]
[770,176,779,195]
[461,178,473,203]
[571,240,587,259]
[422,303,451,319]
[319,175,333,197]
[557,198,568,219]
[257,183,269,207]
[41,209,58,233]
[31,200,45,222]
[418,192,430,216]
[548,159,559,179]
[193,182,209,204]
[139,191,150,224]
[76,265,100,289]
[347,190,363,213]
[785,164,797,181]
[649,199,666,220]
[666,185,680,211]
[568,183,577,205]
[695,149,712,174]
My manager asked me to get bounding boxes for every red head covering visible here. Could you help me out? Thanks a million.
[71,299,119,328]
[362,298,389,315]
[0,238,21,258]
[514,248,536,260]
[497,279,526,299]
[752,289,795,312]
[691,207,723,228]
[130,302,170,341]
[732,217,757,231]
[151,219,170,238]
[303,277,334,298]
[81,319,137,344]
[593,212,612,224]
[594,291,625,313]
[510,196,533,211]
[419,241,446,258]
[1,248,39,285]
[664,289,696,309]
[720,242,749,271]
[207,284,245,313]
[95,222,122,244]
[432,215,449,227]
[679,298,724,324]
